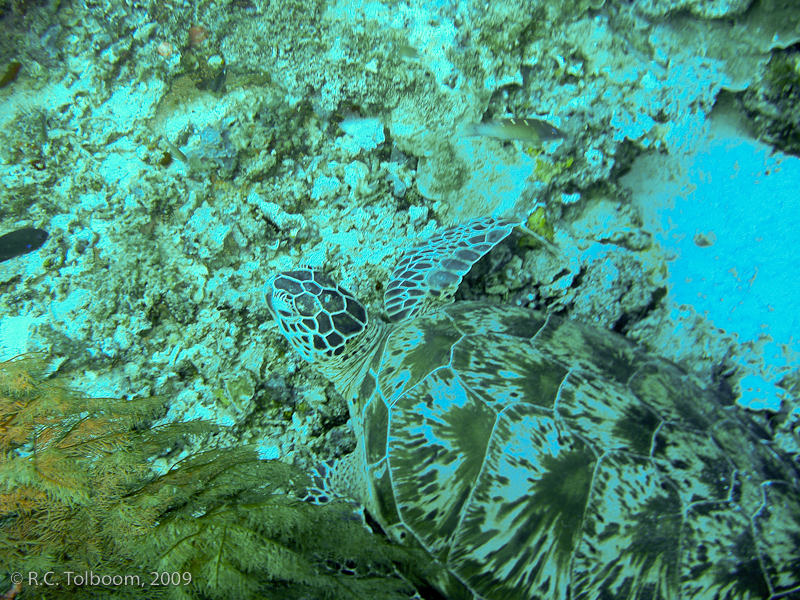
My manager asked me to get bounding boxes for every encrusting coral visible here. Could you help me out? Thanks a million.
[0,355,427,599]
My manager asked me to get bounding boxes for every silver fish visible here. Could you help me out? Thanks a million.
[464,118,565,144]
[163,139,187,163]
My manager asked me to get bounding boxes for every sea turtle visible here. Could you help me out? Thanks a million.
[264,217,800,600]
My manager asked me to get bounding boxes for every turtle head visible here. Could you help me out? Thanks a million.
[265,269,368,364]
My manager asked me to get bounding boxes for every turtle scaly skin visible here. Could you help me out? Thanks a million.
[265,218,800,600]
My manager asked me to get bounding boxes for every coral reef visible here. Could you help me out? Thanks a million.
[0,0,798,593]
[743,47,800,155]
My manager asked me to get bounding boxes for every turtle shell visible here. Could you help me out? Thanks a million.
[352,300,800,600]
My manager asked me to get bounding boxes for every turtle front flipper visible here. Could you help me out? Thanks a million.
[384,217,516,322]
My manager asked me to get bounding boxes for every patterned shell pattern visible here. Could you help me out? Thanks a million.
[266,219,800,600]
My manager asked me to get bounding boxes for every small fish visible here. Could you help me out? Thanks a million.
[208,68,227,93]
[464,118,565,144]
[0,61,21,89]
[163,139,187,163]
[0,228,49,262]
[397,43,420,59]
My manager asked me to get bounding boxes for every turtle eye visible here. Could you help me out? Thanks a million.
[332,312,364,337]
[326,331,344,347]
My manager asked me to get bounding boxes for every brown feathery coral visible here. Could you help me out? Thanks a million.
[0,354,427,599]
